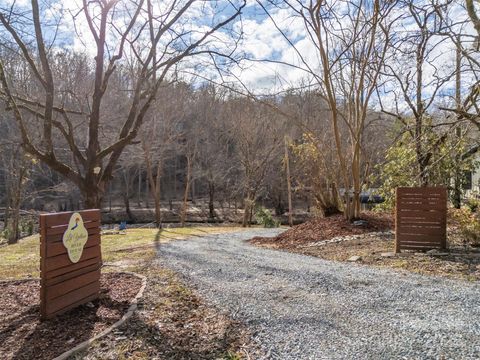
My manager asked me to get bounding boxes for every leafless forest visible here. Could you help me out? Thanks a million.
[2,0,480,242]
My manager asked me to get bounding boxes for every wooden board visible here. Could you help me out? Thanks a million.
[395,187,447,253]
[40,209,102,319]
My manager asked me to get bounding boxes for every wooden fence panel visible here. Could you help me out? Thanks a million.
[395,187,447,253]
[40,209,102,319]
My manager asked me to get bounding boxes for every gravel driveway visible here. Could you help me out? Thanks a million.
[157,229,480,359]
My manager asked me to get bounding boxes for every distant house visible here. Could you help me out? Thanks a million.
[464,151,480,197]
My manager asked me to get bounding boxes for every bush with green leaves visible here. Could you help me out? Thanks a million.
[254,206,280,228]
[373,128,477,210]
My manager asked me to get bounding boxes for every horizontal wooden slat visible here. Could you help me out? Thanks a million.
[396,233,443,243]
[41,227,100,244]
[44,220,101,236]
[399,241,444,247]
[46,269,100,301]
[397,186,447,194]
[45,293,99,319]
[45,262,101,286]
[399,196,446,202]
[44,256,102,279]
[46,281,100,315]
[398,200,446,207]
[44,234,100,258]
[42,209,101,227]
[397,227,445,236]
[44,245,101,272]
[397,203,446,211]
[397,219,444,226]
[397,208,445,214]
[398,245,443,251]
[40,209,102,320]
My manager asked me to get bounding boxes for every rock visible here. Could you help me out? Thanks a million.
[426,249,449,256]
[347,255,362,262]
[353,220,368,226]
[381,252,396,258]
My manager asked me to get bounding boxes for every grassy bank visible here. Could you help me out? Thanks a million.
[0,226,242,279]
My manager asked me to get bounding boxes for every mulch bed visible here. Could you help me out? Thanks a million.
[0,272,142,360]
[250,212,393,249]
[250,212,480,281]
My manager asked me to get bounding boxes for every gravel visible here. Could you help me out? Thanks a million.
[157,229,480,359]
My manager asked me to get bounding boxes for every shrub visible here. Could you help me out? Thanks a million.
[254,206,279,228]
[1,227,12,242]
[450,208,480,247]
[465,196,480,213]
[21,219,34,236]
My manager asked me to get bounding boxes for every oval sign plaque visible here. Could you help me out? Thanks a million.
[62,212,89,263]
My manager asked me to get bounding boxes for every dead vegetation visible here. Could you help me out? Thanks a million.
[250,212,480,282]
[250,212,393,248]
[79,264,260,360]
[0,273,142,360]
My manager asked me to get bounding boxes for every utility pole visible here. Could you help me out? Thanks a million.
[453,35,462,208]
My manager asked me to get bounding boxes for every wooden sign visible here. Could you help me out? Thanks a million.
[63,212,89,263]
[395,187,447,253]
[40,209,102,319]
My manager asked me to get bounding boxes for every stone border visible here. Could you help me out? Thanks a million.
[0,277,40,283]
[53,271,147,360]
[302,230,394,248]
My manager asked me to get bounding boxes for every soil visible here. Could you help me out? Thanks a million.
[250,212,393,249]
[0,272,142,360]
[250,212,480,281]
[79,264,260,359]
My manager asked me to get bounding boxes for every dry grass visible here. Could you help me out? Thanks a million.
[0,226,244,279]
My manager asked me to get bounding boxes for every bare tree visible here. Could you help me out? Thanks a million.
[0,0,245,208]
[259,0,397,219]
[0,117,32,243]
[379,0,458,186]
[225,97,281,226]
[141,82,188,227]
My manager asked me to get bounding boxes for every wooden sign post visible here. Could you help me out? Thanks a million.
[39,209,102,319]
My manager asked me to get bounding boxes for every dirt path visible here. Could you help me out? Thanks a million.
[157,229,480,359]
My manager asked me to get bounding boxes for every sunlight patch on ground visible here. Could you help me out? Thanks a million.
[0,226,243,279]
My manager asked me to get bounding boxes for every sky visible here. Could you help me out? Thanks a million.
[0,0,478,113]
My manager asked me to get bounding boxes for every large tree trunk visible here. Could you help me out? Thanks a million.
[122,170,135,222]
[453,36,463,209]
[137,166,142,208]
[84,188,103,209]
[7,164,26,244]
[242,193,254,227]
[180,155,192,226]
[284,136,293,226]
[144,142,162,228]
[153,164,162,228]
[208,181,215,219]
[8,204,20,244]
